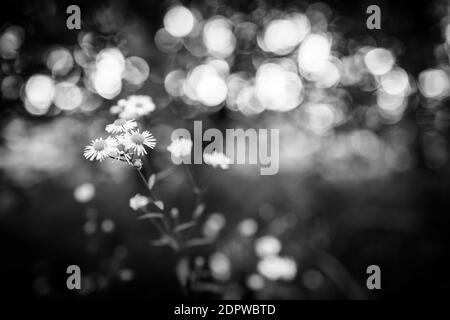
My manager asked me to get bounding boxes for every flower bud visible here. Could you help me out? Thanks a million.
[129,194,149,211]
[170,207,179,219]
[133,159,143,169]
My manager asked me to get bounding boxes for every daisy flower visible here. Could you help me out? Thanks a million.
[203,151,232,169]
[124,130,156,156]
[119,95,155,119]
[167,138,193,158]
[105,119,137,134]
[84,137,116,162]
[129,194,149,211]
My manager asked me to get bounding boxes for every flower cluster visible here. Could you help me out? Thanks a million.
[110,95,156,120]
[166,137,193,159]
[84,119,156,163]
[203,151,232,169]
[166,137,232,170]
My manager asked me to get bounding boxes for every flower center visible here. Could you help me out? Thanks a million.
[114,119,127,126]
[117,144,126,152]
[93,140,107,151]
[131,133,144,145]
[135,102,143,109]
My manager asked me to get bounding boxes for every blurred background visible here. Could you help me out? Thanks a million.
[1,0,450,299]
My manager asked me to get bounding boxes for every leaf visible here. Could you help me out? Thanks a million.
[148,174,156,189]
[192,203,206,219]
[156,167,176,181]
[154,200,164,210]
[175,258,190,288]
[138,213,164,220]
[150,237,170,246]
[185,238,214,248]
[174,221,196,233]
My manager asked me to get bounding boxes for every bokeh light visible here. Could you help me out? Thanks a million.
[123,56,150,87]
[418,68,450,99]
[261,14,310,55]
[297,33,331,75]
[203,17,236,58]
[46,48,74,77]
[53,82,83,111]
[257,256,297,281]
[184,64,228,106]
[163,6,195,38]
[255,236,282,257]
[255,63,303,111]
[0,25,24,59]
[364,48,395,76]
[380,68,410,95]
[91,48,125,99]
[24,74,55,115]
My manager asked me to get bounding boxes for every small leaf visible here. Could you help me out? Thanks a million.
[154,200,164,210]
[193,203,206,219]
[148,174,156,189]
[150,237,170,246]
[138,213,164,220]
[185,238,214,247]
[175,258,190,287]
[174,221,196,233]
[156,167,176,181]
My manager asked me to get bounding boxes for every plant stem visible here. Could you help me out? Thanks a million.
[137,168,159,201]
[136,167,180,251]
[139,208,165,236]
[183,163,198,190]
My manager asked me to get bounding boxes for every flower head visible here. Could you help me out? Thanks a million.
[203,151,232,169]
[124,130,156,156]
[119,95,155,119]
[109,139,133,163]
[84,137,116,162]
[167,138,193,158]
[105,119,137,134]
[129,194,149,211]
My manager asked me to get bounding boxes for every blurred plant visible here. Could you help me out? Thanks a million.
[83,110,230,295]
